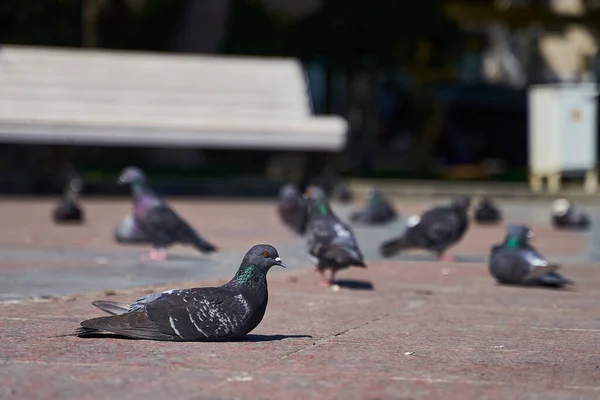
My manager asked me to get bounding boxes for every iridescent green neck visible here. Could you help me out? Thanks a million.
[506,236,519,249]
[317,201,328,216]
[233,265,264,286]
[131,181,148,198]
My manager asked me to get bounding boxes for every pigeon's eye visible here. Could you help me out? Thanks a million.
[263,251,269,258]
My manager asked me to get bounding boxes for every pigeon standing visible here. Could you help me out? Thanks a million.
[76,244,287,341]
[118,166,217,260]
[551,198,591,230]
[489,224,573,288]
[473,196,502,225]
[380,196,471,261]
[114,214,150,244]
[277,183,308,235]
[52,170,84,224]
[303,186,366,286]
[350,188,398,225]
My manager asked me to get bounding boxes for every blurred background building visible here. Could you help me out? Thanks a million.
[0,0,599,193]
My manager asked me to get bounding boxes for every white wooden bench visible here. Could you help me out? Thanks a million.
[0,45,347,151]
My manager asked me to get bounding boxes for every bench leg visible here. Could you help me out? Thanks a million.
[584,169,598,193]
[547,172,561,194]
[529,173,543,193]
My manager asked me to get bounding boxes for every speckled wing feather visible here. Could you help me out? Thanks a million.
[80,288,253,341]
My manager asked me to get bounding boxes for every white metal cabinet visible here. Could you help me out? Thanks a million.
[528,83,598,193]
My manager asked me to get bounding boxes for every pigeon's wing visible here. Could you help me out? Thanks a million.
[145,288,252,341]
[138,204,196,245]
[489,249,531,284]
[306,218,337,258]
[412,207,466,249]
[78,311,176,341]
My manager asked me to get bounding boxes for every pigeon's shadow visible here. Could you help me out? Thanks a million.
[332,279,374,291]
[71,333,313,342]
[243,334,313,342]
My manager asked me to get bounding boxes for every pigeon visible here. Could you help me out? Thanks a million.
[303,186,366,286]
[277,183,308,235]
[350,188,398,225]
[76,244,287,341]
[52,170,84,224]
[489,224,573,288]
[551,198,591,231]
[118,166,217,260]
[473,196,502,225]
[114,214,151,244]
[380,196,471,261]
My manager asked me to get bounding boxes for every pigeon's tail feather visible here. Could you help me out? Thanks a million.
[380,235,411,257]
[92,300,132,316]
[75,326,100,337]
[536,271,574,288]
[524,263,560,281]
[190,232,218,254]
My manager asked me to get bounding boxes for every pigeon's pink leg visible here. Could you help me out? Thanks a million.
[141,248,161,261]
[317,268,331,287]
[437,253,454,262]
[156,248,168,261]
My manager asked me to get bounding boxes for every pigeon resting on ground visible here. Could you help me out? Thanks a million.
[350,188,398,225]
[380,196,471,261]
[551,198,591,231]
[76,244,287,341]
[489,224,573,288]
[277,183,308,235]
[303,186,366,286]
[114,214,151,244]
[52,170,84,224]
[473,196,502,225]
[118,166,217,260]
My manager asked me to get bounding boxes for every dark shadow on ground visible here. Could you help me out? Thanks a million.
[243,334,313,342]
[333,279,374,290]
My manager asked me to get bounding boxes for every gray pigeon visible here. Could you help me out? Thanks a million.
[118,166,217,260]
[76,244,287,341]
[350,188,398,225]
[489,224,573,288]
[114,214,151,244]
[53,169,84,224]
[277,183,308,235]
[473,196,502,225]
[380,196,471,261]
[551,198,591,231]
[303,186,366,286]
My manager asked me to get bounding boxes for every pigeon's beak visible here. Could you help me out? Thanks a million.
[274,257,287,268]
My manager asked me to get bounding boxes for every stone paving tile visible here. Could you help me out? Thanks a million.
[1,197,599,399]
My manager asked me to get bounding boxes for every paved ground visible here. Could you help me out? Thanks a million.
[1,196,600,399]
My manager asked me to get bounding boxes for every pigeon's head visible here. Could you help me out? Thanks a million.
[451,196,471,210]
[552,198,572,216]
[69,175,84,193]
[243,244,287,273]
[118,166,146,185]
[303,185,327,200]
[367,187,381,203]
[279,183,300,199]
[505,224,533,247]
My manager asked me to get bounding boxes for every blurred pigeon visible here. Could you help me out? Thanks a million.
[303,186,366,286]
[474,196,502,225]
[114,214,150,244]
[310,168,354,203]
[277,183,308,235]
[551,198,591,230]
[76,244,286,341]
[380,196,471,261]
[489,224,573,288]
[118,166,217,260]
[350,188,398,225]
[52,169,84,224]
